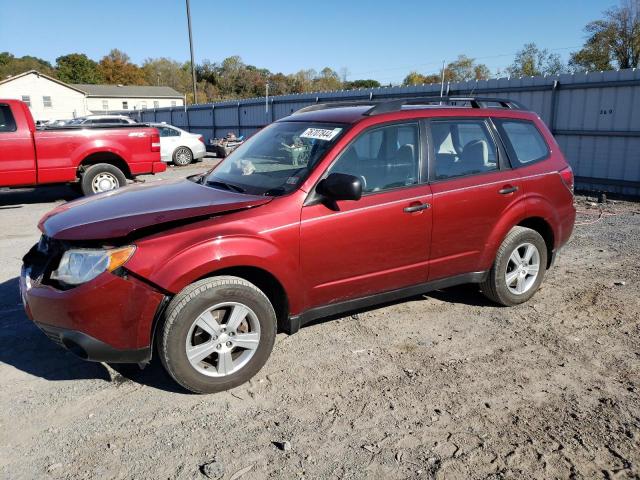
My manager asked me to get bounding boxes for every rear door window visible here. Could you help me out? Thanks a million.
[0,105,17,132]
[494,119,549,166]
[430,119,498,180]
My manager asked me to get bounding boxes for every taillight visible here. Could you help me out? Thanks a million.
[197,135,205,144]
[559,166,574,194]
[151,132,160,152]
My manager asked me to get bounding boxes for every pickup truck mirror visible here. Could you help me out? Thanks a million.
[316,173,362,202]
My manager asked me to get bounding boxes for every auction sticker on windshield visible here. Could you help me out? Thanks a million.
[300,127,342,141]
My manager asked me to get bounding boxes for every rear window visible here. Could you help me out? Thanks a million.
[495,119,549,166]
[0,105,17,132]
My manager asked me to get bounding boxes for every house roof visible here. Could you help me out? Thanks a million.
[71,84,183,98]
[0,70,184,99]
[0,70,87,94]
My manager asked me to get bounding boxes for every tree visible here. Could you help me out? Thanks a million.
[55,53,102,84]
[402,71,441,86]
[314,67,342,91]
[98,49,146,85]
[344,79,381,89]
[445,55,491,82]
[142,57,191,92]
[507,43,565,77]
[570,0,639,71]
[0,52,55,78]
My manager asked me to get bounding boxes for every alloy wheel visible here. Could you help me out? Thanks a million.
[505,242,540,295]
[185,302,260,377]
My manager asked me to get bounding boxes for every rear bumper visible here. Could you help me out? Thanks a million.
[152,161,167,173]
[21,265,165,361]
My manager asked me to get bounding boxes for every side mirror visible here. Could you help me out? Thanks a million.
[316,173,362,202]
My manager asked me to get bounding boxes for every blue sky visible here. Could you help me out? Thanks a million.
[0,0,612,83]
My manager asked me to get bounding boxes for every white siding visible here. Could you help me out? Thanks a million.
[0,73,87,121]
[86,96,183,113]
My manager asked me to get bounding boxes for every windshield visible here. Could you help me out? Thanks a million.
[205,121,347,196]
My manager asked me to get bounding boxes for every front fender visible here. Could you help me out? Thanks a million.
[135,235,303,313]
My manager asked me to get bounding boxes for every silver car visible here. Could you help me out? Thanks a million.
[150,123,207,166]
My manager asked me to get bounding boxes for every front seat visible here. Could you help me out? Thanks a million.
[456,139,488,175]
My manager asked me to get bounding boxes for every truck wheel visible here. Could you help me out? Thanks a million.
[81,163,127,195]
[480,226,547,306]
[173,146,193,166]
[158,276,277,394]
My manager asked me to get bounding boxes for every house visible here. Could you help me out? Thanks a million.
[0,70,87,121]
[0,70,184,121]
[72,84,185,113]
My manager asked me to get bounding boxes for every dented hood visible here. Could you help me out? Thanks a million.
[38,178,272,240]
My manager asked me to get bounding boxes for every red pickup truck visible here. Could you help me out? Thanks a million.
[0,99,165,195]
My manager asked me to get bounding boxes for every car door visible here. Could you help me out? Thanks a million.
[300,121,433,309]
[0,103,36,186]
[427,117,525,281]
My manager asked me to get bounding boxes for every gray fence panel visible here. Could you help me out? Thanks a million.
[115,69,640,196]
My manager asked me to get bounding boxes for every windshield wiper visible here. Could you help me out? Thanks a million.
[206,180,246,193]
[263,187,286,196]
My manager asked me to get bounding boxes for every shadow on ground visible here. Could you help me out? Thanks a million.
[0,276,186,393]
[304,283,495,329]
[0,185,80,206]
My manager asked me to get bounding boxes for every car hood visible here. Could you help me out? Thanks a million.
[38,178,272,241]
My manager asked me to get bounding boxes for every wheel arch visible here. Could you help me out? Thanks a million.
[78,152,133,179]
[196,266,290,333]
[516,217,554,268]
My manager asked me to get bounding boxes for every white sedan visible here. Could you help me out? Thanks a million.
[150,123,207,166]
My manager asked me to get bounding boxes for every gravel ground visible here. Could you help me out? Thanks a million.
[0,159,639,479]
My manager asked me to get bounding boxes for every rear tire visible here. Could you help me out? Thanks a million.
[158,276,277,394]
[173,146,193,166]
[80,163,126,195]
[481,226,547,306]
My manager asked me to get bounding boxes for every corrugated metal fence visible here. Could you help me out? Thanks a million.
[121,69,640,196]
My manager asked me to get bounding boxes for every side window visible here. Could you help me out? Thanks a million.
[430,119,498,180]
[0,105,17,132]
[328,123,419,193]
[495,120,549,166]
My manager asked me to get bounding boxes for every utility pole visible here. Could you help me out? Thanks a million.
[186,0,197,104]
[439,60,446,98]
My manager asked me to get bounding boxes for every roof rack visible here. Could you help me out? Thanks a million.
[294,96,527,116]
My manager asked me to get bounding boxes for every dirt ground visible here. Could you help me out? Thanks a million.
[0,159,638,479]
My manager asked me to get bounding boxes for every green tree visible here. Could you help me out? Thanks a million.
[445,55,491,82]
[507,43,565,77]
[98,49,146,85]
[402,71,441,86]
[142,57,191,92]
[344,79,381,89]
[570,1,639,71]
[55,53,102,84]
[0,52,55,78]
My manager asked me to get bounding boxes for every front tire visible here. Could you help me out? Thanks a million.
[158,276,277,394]
[80,163,127,195]
[173,146,193,166]
[481,226,547,306]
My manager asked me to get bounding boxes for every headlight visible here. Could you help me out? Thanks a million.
[51,246,136,285]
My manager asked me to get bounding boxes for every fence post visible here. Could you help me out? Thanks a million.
[549,80,559,134]
[237,102,241,136]
[211,104,215,140]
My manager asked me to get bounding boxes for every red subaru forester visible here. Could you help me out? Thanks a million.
[21,97,576,393]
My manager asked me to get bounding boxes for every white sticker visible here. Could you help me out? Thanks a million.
[300,127,342,141]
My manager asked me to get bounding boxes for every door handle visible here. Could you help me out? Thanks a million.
[403,202,431,213]
[498,185,519,195]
